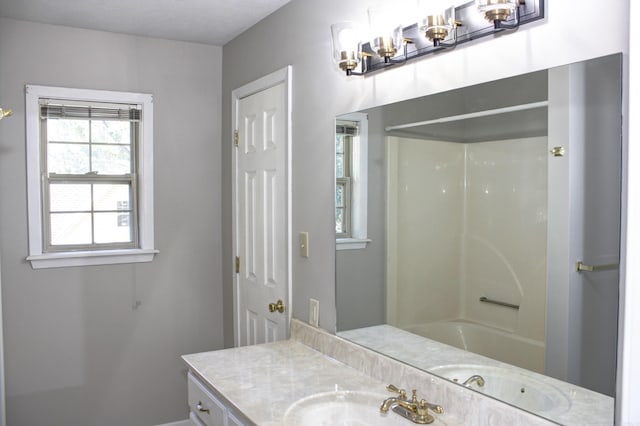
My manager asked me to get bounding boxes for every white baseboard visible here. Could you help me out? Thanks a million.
[155,420,189,426]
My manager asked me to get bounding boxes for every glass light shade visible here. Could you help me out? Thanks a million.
[331,22,362,73]
[419,5,455,43]
[476,0,518,22]
[368,6,404,60]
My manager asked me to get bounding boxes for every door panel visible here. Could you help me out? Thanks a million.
[264,169,278,287]
[235,82,288,346]
[245,310,258,346]
[244,171,257,281]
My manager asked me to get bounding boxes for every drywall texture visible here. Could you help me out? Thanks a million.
[221,0,629,344]
[0,18,224,426]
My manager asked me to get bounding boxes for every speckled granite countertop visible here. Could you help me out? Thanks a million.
[183,340,404,425]
[182,320,559,426]
[339,324,614,426]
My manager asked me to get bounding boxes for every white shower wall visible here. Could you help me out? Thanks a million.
[386,138,464,326]
[387,135,548,343]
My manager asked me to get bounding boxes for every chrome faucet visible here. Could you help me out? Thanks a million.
[380,385,444,425]
[462,374,486,387]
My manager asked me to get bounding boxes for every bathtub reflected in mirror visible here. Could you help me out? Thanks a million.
[335,54,622,424]
[404,321,544,372]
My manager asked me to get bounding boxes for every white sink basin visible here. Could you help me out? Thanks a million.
[283,390,446,426]
[430,364,571,414]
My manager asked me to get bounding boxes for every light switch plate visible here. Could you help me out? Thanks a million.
[299,232,309,257]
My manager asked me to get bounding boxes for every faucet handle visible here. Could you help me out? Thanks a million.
[420,399,445,414]
[386,384,407,399]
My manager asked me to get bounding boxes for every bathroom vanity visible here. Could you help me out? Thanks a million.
[187,371,249,426]
[184,338,400,425]
[182,319,588,425]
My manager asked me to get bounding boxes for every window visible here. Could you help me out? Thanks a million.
[335,120,354,238]
[335,113,370,250]
[26,85,157,268]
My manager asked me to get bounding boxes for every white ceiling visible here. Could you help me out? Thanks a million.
[0,0,292,45]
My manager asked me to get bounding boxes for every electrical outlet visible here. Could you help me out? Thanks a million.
[309,298,319,327]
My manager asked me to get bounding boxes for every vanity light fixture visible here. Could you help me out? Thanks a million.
[0,107,13,120]
[476,0,521,29]
[330,22,363,75]
[420,8,456,47]
[417,0,459,48]
[368,5,405,63]
[331,0,543,76]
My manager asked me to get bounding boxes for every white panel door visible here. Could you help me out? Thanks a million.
[235,82,288,346]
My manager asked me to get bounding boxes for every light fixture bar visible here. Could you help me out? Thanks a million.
[385,101,548,132]
[337,0,544,77]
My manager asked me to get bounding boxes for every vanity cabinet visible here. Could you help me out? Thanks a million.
[187,371,249,426]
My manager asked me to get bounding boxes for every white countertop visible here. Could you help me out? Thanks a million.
[182,320,558,426]
[339,324,614,426]
[183,340,405,425]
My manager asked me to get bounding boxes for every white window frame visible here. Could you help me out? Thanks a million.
[25,85,158,269]
[336,112,370,250]
[335,123,353,239]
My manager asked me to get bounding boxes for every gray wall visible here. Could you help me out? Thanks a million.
[0,18,224,425]
[567,55,621,396]
[0,0,632,423]
[335,107,386,331]
[545,55,622,397]
[221,0,629,343]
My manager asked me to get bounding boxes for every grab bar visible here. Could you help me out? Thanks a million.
[576,261,619,273]
[479,296,520,310]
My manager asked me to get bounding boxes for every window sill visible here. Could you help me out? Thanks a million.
[336,238,371,251]
[27,248,159,269]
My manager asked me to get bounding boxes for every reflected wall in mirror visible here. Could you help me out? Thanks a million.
[335,54,622,425]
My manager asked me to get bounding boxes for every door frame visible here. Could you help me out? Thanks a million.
[231,66,292,347]
[0,257,5,426]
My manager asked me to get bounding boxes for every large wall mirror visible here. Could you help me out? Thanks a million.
[335,53,622,424]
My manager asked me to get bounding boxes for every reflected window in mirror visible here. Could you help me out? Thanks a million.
[335,120,353,238]
[335,113,370,250]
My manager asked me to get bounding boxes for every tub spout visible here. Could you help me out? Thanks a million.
[462,374,485,387]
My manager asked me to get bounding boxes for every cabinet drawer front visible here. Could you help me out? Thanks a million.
[188,372,226,426]
[189,411,207,426]
[227,411,246,426]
